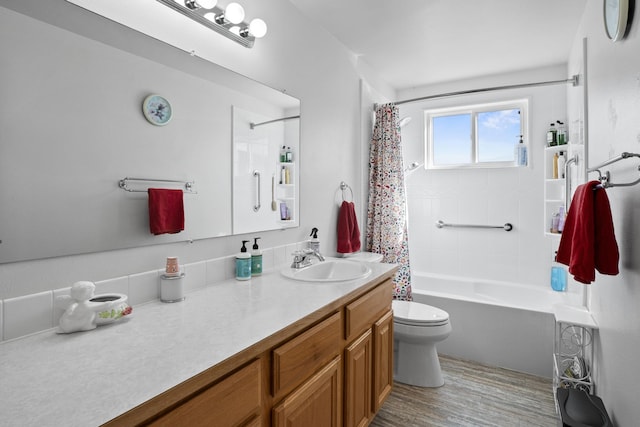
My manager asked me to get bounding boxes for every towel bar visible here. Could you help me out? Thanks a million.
[119,177,197,193]
[435,220,513,232]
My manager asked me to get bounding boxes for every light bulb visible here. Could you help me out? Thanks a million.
[197,0,217,9]
[225,2,245,24]
[229,26,241,36]
[249,18,267,38]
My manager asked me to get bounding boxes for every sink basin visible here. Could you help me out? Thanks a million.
[281,260,372,282]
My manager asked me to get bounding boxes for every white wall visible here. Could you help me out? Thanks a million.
[0,0,384,299]
[397,66,570,288]
[568,3,640,425]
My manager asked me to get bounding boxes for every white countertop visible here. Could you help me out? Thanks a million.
[0,261,396,427]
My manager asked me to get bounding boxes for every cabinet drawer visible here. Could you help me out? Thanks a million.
[273,311,342,397]
[150,359,261,427]
[345,280,392,342]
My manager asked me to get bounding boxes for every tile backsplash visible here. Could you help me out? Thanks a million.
[0,243,298,343]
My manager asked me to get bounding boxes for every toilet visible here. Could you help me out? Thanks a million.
[392,299,451,387]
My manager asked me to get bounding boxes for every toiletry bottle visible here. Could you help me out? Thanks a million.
[280,145,286,162]
[558,151,566,179]
[285,167,290,184]
[557,206,566,233]
[557,120,567,145]
[552,152,559,179]
[280,166,286,185]
[286,146,293,162]
[308,228,320,252]
[236,240,251,281]
[551,251,567,292]
[547,123,557,146]
[515,135,527,166]
[251,237,262,276]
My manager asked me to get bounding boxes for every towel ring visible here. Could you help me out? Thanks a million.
[340,181,353,202]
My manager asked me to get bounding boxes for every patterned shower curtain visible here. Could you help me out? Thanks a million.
[366,103,412,300]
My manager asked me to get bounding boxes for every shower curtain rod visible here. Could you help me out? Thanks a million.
[393,74,579,106]
[250,115,300,129]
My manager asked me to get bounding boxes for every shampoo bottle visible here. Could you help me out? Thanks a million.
[251,237,262,276]
[308,228,320,252]
[547,123,557,146]
[558,151,566,179]
[551,251,567,292]
[515,135,527,166]
[236,240,251,281]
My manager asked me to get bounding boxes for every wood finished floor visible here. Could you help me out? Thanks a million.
[371,355,558,427]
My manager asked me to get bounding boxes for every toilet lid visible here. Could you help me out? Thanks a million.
[392,300,449,326]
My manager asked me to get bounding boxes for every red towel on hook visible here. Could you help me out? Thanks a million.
[148,188,185,235]
[337,201,361,253]
[556,180,619,284]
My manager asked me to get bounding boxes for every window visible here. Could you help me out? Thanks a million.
[425,99,528,169]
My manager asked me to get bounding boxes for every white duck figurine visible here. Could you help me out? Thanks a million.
[56,281,99,334]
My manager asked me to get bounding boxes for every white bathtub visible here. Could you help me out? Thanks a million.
[410,273,584,378]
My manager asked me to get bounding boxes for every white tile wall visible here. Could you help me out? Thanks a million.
[4,291,53,340]
[0,243,303,342]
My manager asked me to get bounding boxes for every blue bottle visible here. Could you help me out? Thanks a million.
[550,253,567,292]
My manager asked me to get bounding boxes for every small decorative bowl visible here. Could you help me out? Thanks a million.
[90,293,132,326]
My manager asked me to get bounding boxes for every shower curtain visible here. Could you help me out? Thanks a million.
[366,103,412,300]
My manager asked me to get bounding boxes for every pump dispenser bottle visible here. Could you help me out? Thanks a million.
[515,135,527,166]
[308,228,320,252]
[251,237,262,276]
[236,240,251,281]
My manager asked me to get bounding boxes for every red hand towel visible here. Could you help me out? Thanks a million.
[556,181,619,284]
[148,188,184,235]
[337,201,361,253]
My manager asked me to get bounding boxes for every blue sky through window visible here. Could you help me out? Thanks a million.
[432,114,471,164]
[477,109,520,162]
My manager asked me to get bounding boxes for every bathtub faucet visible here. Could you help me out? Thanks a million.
[291,249,325,268]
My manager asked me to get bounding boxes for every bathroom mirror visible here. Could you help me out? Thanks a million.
[0,1,300,263]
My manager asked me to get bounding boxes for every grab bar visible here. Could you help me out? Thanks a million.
[253,170,261,212]
[435,220,513,232]
[587,152,640,188]
[565,156,578,211]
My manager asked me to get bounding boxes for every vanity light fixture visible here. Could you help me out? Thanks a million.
[158,0,267,48]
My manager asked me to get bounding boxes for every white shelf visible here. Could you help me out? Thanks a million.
[553,305,598,329]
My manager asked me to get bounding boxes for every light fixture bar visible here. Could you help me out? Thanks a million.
[156,0,256,48]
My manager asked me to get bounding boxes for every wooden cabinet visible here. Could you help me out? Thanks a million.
[344,329,373,427]
[149,359,262,427]
[272,357,342,427]
[272,311,342,398]
[373,310,394,412]
[104,275,396,427]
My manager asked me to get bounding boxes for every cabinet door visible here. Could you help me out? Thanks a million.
[149,359,261,427]
[344,329,373,427]
[272,357,342,427]
[373,310,393,412]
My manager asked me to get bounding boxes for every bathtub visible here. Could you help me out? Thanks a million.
[410,273,584,378]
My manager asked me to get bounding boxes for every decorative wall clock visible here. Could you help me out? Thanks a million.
[604,0,629,42]
[142,94,172,126]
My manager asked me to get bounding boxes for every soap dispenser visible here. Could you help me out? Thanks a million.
[251,237,262,276]
[236,240,251,281]
[308,228,320,252]
[515,134,527,166]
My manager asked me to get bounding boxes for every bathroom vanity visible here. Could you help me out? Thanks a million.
[0,262,397,427]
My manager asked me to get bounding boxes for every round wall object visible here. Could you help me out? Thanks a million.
[604,0,629,42]
[142,94,172,126]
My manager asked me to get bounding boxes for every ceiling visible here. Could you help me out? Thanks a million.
[288,0,588,91]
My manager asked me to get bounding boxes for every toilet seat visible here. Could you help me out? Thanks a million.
[392,300,449,327]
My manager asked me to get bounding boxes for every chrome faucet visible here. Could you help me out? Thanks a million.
[290,249,325,268]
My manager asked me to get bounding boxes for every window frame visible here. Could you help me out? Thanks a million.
[424,99,529,170]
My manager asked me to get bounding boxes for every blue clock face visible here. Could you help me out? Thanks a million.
[143,95,172,125]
